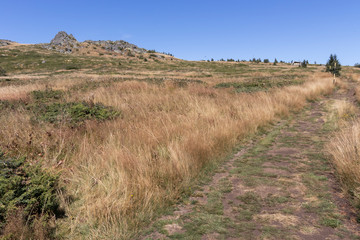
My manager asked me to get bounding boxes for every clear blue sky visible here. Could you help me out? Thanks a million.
[1,0,359,65]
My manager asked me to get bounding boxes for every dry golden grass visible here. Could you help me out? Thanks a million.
[326,74,360,216]
[55,74,332,238]
[332,100,357,121]
[327,121,360,202]
[0,57,334,238]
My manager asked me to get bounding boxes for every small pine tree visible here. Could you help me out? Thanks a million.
[326,54,341,76]
[300,60,307,68]
[274,58,278,65]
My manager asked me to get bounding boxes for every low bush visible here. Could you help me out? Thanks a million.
[31,101,120,124]
[0,151,62,238]
[65,65,80,70]
[32,89,64,102]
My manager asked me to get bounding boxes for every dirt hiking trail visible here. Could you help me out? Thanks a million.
[141,85,360,240]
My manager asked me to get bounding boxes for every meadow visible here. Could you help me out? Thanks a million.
[0,44,336,239]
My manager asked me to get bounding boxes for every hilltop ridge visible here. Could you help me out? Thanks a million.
[40,31,148,56]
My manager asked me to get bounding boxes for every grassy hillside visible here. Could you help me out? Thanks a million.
[0,44,336,239]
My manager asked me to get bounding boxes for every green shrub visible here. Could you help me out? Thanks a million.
[31,101,120,124]
[263,59,269,63]
[0,152,62,229]
[65,65,80,70]
[31,89,64,102]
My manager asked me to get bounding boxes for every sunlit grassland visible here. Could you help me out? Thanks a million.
[0,45,333,238]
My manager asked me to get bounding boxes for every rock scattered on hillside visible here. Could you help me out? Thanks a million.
[0,39,14,47]
[40,31,146,55]
[84,40,146,54]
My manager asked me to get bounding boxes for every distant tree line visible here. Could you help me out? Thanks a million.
[203,57,318,66]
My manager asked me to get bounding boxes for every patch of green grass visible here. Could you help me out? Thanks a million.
[218,178,232,193]
[261,225,291,239]
[321,217,341,228]
[203,191,223,215]
[264,194,290,207]
[236,209,255,221]
[182,212,232,238]
[214,74,304,92]
[32,89,64,102]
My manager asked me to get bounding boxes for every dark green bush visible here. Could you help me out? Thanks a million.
[31,101,120,124]
[0,151,62,229]
[65,65,80,70]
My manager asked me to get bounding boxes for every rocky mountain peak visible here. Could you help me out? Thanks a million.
[50,31,78,46]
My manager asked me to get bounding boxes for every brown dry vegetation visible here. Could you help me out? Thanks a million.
[326,69,360,219]
[327,120,360,206]
[0,44,336,238]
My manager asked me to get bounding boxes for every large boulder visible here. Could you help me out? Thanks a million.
[50,31,78,47]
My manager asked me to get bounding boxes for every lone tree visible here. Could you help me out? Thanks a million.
[326,54,341,77]
[300,60,308,68]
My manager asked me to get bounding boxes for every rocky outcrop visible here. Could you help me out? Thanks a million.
[0,40,14,47]
[40,31,147,55]
[40,31,80,53]
[50,31,78,47]
[84,40,146,54]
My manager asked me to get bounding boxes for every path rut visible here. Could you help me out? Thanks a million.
[141,87,360,240]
